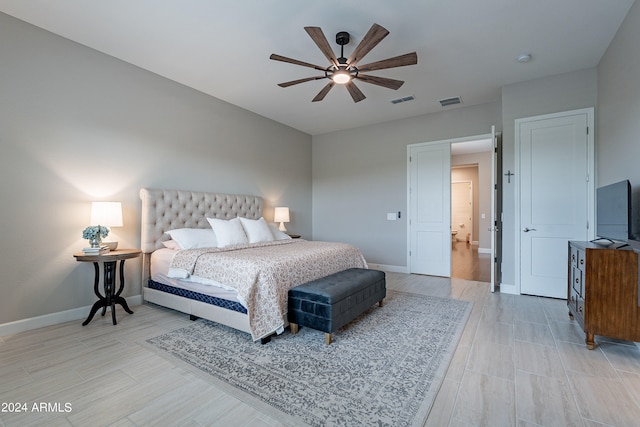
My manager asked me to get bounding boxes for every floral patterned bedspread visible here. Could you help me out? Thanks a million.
[168,239,367,340]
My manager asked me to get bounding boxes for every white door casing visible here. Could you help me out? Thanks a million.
[516,108,595,298]
[408,142,451,276]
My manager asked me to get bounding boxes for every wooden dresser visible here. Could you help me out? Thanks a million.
[568,241,640,349]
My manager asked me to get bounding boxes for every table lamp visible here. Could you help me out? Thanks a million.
[274,207,290,232]
[91,201,123,249]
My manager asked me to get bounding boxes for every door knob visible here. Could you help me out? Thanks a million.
[522,227,537,232]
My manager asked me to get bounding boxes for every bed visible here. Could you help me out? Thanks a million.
[140,188,367,341]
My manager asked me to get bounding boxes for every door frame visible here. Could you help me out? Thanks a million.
[407,131,498,284]
[513,108,595,295]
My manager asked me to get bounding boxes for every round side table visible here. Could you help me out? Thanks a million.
[73,249,141,326]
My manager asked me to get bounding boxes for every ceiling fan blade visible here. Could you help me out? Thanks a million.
[357,52,418,73]
[305,27,339,67]
[355,74,405,90]
[278,76,327,88]
[346,23,390,67]
[312,82,335,102]
[345,81,366,103]
[270,53,327,71]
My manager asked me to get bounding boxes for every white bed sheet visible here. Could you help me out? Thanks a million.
[150,248,242,304]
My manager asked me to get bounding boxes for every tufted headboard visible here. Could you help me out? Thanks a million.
[139,188,263,253]
[139,188,263,285]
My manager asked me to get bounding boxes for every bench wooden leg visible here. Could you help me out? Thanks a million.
[379,298,385,307]
[290,323,299,334]
[325,332,332,345]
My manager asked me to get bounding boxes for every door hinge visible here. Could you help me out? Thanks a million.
[586,126,589,135]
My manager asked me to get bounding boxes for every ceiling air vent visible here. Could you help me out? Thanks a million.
[439,96,462,107]
[390,95,415,105]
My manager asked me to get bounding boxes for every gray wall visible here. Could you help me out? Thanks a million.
[598,0,640,237]
[312,102,502,268]
[0,13,311,325]
[312,67,597,278]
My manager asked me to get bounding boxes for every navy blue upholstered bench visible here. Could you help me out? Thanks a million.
[288,268,386,344]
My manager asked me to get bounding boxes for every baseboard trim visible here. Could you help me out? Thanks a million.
[498,283,519,295]
[367,263,409,274]
[0,295,143,337]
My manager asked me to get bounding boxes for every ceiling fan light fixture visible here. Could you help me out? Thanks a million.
[331,69,351,84]
[270,23,417,102]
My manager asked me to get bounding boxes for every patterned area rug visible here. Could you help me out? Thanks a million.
[147,290,472,426]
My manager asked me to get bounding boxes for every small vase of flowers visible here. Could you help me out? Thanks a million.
[82,225,109,248]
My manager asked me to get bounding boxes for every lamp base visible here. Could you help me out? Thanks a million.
[278,223,287,232]
[103,241,118,250]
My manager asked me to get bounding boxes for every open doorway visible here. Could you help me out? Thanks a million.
[451,140,492,282]
[408,129,501,289]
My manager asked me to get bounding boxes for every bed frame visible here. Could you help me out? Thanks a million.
[139,188,263,335]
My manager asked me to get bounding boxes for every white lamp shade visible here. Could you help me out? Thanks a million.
[274,207,290,223]
[274,207,290,232]
[90,202,123,227]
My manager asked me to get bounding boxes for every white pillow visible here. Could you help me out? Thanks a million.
[165,228,217,249]
[269,224,292,240]
[207,217,249,247]
[238,217,274,243]
[162,240,181,250]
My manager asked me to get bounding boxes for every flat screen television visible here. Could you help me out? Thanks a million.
[595,179,633,243]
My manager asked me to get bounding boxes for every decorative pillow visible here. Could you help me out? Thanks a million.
[165,228,217,249]
[207,217,249,247]
[269,224,293,240]
[162,240,181,250]
[238,217,274,243]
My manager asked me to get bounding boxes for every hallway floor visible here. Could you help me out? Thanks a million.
[451,240,491,282]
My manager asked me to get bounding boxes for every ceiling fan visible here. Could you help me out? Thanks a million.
[270,23,418,103]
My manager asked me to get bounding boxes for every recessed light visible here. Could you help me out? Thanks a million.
[517,54,532,63]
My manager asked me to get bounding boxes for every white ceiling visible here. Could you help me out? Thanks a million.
[0,0,635,135]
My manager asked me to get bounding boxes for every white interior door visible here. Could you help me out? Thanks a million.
[409,142,451,276]
[490,126,497,292]
[517,109,594,298]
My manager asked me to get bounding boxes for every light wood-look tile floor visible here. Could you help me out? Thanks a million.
[2,273,640,426]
